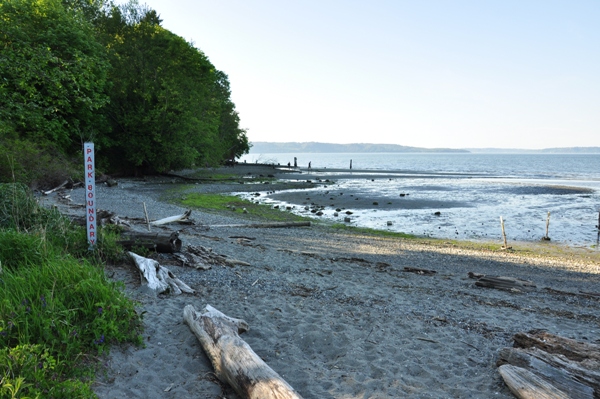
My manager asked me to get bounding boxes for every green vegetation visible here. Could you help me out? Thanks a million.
[0,0,250,186]
[0,183,142,398]
[179,192,310,222]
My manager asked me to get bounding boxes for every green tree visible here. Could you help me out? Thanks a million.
[99,2,223,173]
[214,71,250,162]
[0,0,110,154]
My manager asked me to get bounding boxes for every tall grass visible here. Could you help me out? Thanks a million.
[179,192,310,222]
[0,183,142,398]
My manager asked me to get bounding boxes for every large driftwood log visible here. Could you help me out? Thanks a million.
[498,348,596,398]
[498,331,600,399]
[183,304,303,399]
[128,252,194,295]
[119,231,182,253]
[498,364,571,399]
[512,331,600,363]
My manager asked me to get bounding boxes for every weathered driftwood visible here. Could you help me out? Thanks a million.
[497,331,600,399]
[211,221,311,229]
[128,252,194,295]
[498,364,572,399]
[119,231,182,253]
[472,275,536,292]
[150,209,192,226]
[43,180,69,195]
[184,244,250,267]
[498,348,596,398]
[172,249,211,270]
[403,267,436,275]
[512,331,600,363]
[142,202,151,231]
[544,287,600,298]
[70,209,131,228]
[183,304,303,399]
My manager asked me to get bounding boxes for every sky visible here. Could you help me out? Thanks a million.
[116,0,600,149]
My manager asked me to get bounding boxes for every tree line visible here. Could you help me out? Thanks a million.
[0,0,250,183]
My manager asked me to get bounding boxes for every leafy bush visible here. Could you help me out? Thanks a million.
[0,139,78,189]
[0,184,142,398]
[0,183,122,261]
[0,253,142,356]
[0,344,96,399]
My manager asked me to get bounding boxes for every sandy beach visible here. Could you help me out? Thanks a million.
[42,165,600,399]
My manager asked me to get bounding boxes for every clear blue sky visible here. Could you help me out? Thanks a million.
[117,0,600,149]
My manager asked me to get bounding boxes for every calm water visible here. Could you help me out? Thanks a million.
[239,153,600,247]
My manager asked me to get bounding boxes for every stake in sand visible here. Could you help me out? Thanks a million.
[500,216,510,249]
[542,211,551,241]
[84,142,96,248]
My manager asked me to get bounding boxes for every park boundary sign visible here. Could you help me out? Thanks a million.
[84,142,96,247]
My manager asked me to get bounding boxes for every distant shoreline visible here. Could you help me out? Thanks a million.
[248,141,600,154]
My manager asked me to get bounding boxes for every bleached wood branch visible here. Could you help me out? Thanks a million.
[128,252,194,295]
[150,209,192,226]
[43,180,69,195]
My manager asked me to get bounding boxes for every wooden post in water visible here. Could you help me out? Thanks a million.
[542,211,551,241]
[597,211,600,247]
[500,216,509,249]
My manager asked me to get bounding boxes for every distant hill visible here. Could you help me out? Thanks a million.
[249,142,469,153]
[466,147,600,154]
[248,142,600,154]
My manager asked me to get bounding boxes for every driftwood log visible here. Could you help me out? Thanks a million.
[183,304,303,399]
[468,272,536,292]
[498,365,572,399]
[150,209,192,226]
[70,209,131,227]
[128,252,194,295]
[497,331,600,399]
[43,180,69,195]
[211,221,311,229]
[119,231,182,253]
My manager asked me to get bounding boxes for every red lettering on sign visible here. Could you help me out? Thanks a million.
[87,156,92,162]
[90,232,95,237]
[87,172,93,178]
[88,208,94,214]
[88,192,94,198]
[87,200,94,206]
[89,224,95,230]
[87,164,92,170]
[86,148,92,154]
[87,185,93,191]
[88,216,95,222]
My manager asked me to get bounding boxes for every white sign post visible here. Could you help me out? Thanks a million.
[84,142,97,248]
